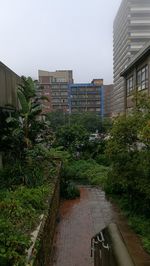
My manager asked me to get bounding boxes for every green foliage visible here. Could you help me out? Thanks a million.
[61,180,80,199]
[0,184,52,265]
[55,124,89,156]
[105,95,150,217]
[83,139,108,161]
[17,77,45,148]
[0,144,61,189]
[0,110,24,160]
[62,159,109,186]
[46,111,69,131]
[70,112,103,132]
[17,89,29,114]
[111,196,150,254]
[0,76,51,165]
[46,111,112,134]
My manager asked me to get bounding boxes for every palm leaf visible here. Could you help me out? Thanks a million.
[17,89,29,114]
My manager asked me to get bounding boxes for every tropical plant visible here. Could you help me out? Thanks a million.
[17,76,49,147]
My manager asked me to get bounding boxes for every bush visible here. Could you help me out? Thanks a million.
[0,184,52,265]
[111,196,150,254]
[95,153,110,166]
[61,180,80,199]
[62,159,109,186]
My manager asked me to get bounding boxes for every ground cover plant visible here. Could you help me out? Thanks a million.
[0,184,53,266]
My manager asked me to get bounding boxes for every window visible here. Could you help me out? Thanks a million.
[137,65,148,91]
[127,76,133,95]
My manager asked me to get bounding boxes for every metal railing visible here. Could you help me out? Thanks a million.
[91,223,135,266]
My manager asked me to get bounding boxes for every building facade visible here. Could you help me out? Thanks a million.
[103,84,113,117]
[121,42,150,112]
[69,79,103,116]
[0,61,20,111]
[39,70,113,117]
[113,0,150,115]
[38,70,73,113]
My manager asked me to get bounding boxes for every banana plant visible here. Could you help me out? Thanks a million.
[17,76,49,148]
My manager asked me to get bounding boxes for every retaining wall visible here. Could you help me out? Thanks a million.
[27,176,60,266]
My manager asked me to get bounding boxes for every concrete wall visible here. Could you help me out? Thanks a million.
[0,62,20,109]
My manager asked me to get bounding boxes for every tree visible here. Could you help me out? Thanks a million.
[55,124,89,155]
[17,76,49,147]
[106,94,150,215]
[46,111,69,131]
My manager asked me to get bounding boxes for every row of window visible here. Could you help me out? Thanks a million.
[71,107,100,112]
[51,92,68,96]
[52,99,68,103]
[71,95,100,100]
[127,65,149,95]
[71,87,100,93]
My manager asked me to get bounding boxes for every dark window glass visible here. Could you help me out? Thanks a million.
[127,76,133,95]
[137,65,149,91]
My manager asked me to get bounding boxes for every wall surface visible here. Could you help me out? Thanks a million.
[26,176,60,266]
[0,62,20,109]
[34,177,60,266]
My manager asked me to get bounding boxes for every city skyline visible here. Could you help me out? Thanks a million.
[0,0,121,83]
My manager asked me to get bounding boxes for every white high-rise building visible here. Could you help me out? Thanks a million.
[113,0,150,115]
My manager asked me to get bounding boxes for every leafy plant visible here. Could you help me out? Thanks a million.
[0,184,52,265]
[62,159,109,186]
[60,180,80,199]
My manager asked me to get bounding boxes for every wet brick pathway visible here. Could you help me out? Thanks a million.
[52,186,150,266]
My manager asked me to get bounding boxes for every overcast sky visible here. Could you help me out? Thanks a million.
[0,0,122,84]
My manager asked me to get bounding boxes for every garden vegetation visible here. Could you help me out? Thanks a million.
[1,79,150,265]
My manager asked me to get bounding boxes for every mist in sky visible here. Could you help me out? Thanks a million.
[0,0,122,83]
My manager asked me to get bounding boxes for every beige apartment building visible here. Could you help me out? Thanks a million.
[38,70,73,113]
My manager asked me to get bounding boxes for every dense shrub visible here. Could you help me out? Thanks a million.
[62,159,109,186]
[111,196,150,254]
[0,184,52,265]
[61,180,80,199]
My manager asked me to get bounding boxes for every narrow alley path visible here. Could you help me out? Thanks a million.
[52,186,150,266]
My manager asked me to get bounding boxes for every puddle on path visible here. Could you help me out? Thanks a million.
[52,186,150,266]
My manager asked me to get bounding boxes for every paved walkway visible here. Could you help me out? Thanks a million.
[52,186,150,266]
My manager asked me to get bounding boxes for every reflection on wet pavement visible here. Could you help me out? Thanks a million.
[52,186,150,266]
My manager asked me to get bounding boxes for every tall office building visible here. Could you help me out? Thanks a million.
[113,0,150,115]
